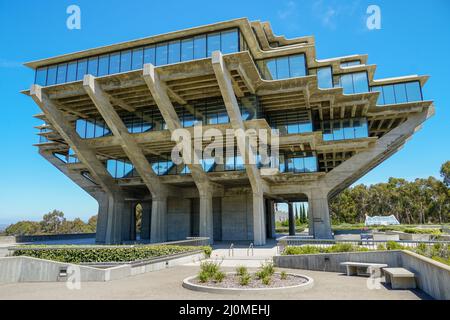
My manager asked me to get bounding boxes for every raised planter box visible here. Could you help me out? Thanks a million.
[334,234,361,241]
[372,233,400,241]
[386,231,431,241]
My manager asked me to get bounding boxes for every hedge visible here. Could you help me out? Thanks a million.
[12,245,212,263]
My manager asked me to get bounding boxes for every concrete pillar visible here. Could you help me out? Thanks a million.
[140,202,152,241]
[309,190,333,239]
[199,190,214,244]
[96,194,125,244]
[269,200,276,239]
[95,194,109,244]
[253,192,266,246]
[288,202,296,236]
[150,198,167,243]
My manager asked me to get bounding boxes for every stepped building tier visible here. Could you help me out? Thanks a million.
[23,18,434,244]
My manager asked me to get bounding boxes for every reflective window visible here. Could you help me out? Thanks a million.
[156,43,168,66]
[66,61,77,82]
[339,72,368,94]
[194,35,207,59]
[317,67,333,89]
[320,118,368,141]
[341,60,361,68]
[257,54,307,80]
[109,53,120,74]
[221,29,238,54]
[107,159,136,179]
[35,68,47,86]
[144,45,156,65]
[87,57,98,76]
[120,50,132,72]
[56,64,67,84]
[370,81,422,105]
[207,32,221,57]
[46,66,57,85]
[98,55,109,76]
[168,40,181,64]
[132,48,144,70]
[181,38,194,61]
[280,152,317,173]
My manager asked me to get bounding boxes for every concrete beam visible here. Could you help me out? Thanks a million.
[30,85,123,198]
[83,74,168,199]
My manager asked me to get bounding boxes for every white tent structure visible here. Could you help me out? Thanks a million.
[365,215,400,226]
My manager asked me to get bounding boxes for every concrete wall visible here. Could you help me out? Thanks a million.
[167,198,191,241]
[274,250,450,300]
[221,193,253,241]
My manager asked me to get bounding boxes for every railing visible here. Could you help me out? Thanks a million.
[229,243,234,257]
[247,243,254,257]
[277,236,450,254]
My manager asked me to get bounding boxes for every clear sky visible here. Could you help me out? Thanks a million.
[0,0,449,224]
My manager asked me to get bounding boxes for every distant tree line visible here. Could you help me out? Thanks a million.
[2,210,97,236]
[330,161,450,225]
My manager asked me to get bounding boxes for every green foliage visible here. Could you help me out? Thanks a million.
[198,270,209,283]
[441,161,450,187]
[202,246,212,258]
[283,246,321,255]
[255,262,275,279]
[283,243,371,255]
[199,260,221,278]
[239,273,251,286]
[261,275,271,286]
[280,271,288,280]
[377,244,387,251]
[403,228,441,235]
[5,221,42,236]
[386,241,405,250]
[213,271,226,283]
[236,265,248,277]
[13,245,206,263]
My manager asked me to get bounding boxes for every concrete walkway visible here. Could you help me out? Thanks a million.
[0,265,431,300]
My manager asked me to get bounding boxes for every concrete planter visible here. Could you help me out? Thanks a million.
[182,272,314,294]
[385,231,431,241]
[373,233,400,241]
[334,234,361,241]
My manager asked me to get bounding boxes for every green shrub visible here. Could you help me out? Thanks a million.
[239,274,251,286]
[202,246,212,258]
[283,246,321,255]
[236,265,248,277]
[386,241,405,250]
[280,271,288,280]
[403,228,441,235]
[261,275,271,286]
[198,270,209,283]
[213,271,226,283]
[255,262,275,279]
[12,245,207,263]
[377,244,387,251]
[199,260,221,278]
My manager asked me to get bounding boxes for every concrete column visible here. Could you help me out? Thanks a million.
[140,202,152,241]
[253,192,266,246]
[95,194,109,244]
[96,194,125,244]
[151,198,167,243]
[309,190,333,239]
[288,203,296,236]
[269,200,276,239]
[199,190,214,244]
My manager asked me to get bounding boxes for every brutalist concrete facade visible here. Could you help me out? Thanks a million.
[23,18,434,245]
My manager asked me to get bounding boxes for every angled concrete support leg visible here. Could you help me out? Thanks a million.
[151,198,167,243]
[140,202,152,241]
[309,189,333,239]
[288,202,296,236]
[253,192,266,246]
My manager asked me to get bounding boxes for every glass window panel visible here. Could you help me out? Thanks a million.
[371,86,384,105]
[144,46,156,65]
[93,120,104,138]
[120,50,132,72]
[354,120,368,138]
[225,155,235,171]
[156,43,168,66]
[304,157,317,172]
[109,53,120,74]
[299,122,312,133]
[168,40,181,64]
[83,57,94,80]
[322,122,333,141]
[343,120,355,139]
[97,55,109,76]
[66,61,77,82]
[279,154,286,173]
[276,57,290,79]
[124,162,134,177]
[46,66,57,86]
[340,74,354,94]
[394,83,407,104]
[382,85,396,105]
[235,155,244,171]
[131,48,144,70]
[181,38,194,62]
[194,35,207,59]
[207,33,221,57]
[405,82,422,102]
[265,60,277,80]
[56,63,67,84]
[35,68,47,86]
[289,55,306,77]
[76,119,86,138]
[107,160,117,178]
[352,72,369,93]
[220,29,238,54]
[317,67,333,89]
[85,120,95,138]
[217,112,229,124]
[333,122,344,140]
[287,123,299,134]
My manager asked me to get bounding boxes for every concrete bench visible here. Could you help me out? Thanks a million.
[341,262,388,277]
[383,268,416,289]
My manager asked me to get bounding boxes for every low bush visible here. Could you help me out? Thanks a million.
[261,275,271,286]
[283,244,369,255]
[239,274,251,286]
[255,262,275,279]
[236,265,248,277]
[213,271,226,283]
[386,241,405,250]
[199,260,222,278]
[12,245,211,264]
[283,246,321,255]
[280,271,288,280]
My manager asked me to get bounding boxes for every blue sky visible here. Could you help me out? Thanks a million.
[0,0,449,223]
